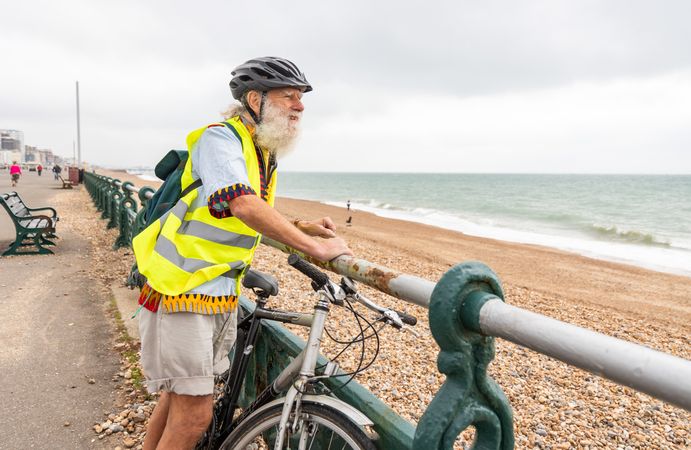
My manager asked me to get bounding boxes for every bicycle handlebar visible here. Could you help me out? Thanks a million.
[287,254,417,328]
[288,254,330,289]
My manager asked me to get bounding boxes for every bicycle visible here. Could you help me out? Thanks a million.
[195,253,418,450]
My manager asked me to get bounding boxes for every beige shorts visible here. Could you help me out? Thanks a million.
[138,308,238,396]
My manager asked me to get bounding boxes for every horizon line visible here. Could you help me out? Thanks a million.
[98,166,691,176]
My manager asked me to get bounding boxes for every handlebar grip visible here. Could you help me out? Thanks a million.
[396,310,417,326]
[288,254,329,288]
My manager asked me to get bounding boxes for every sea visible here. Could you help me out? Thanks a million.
[126,170,691,277]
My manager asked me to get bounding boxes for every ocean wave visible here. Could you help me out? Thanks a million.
[587,225,671,247]
[355,199,407,212]
[323,196,691,275]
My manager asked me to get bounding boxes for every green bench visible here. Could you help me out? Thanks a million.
[0,192,58,256]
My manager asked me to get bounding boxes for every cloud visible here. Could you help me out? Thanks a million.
[282,70,691,173]
[1,0,690,172]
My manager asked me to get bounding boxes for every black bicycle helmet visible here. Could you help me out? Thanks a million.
[229,56,312,100]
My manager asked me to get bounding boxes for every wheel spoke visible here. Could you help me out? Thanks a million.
[327,429,335,449]
[307,422,319,450]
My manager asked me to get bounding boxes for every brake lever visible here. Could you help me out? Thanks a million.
[379,313,420,337]
[382,310,404,329]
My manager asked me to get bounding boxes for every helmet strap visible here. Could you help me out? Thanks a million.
[257,91,267,123]
[241,97,259,124]
[242,91,267,125]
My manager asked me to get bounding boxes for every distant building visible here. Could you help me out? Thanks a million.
[25,145,39,162]
[39,149,55,165]
[1,129,24,161]
[24,146,55,165]
[0,128,65,168]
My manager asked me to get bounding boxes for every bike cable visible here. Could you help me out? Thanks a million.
[310,298,385,396]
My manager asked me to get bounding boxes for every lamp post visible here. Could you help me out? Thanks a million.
[76,81,82,167]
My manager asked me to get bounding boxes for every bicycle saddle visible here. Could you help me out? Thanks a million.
[242,269,279,296]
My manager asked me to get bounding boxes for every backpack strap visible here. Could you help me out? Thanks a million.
[222,120,244,142]
[180,178,203,198]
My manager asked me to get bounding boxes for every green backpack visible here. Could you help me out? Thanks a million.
[142,149,202,226]
[127,149,202,289]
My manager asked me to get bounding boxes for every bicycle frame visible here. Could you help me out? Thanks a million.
[211,292,326,446]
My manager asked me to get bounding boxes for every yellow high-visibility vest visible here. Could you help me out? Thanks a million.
[132,116,276,296]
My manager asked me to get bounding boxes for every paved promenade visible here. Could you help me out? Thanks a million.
[0,171,121,449]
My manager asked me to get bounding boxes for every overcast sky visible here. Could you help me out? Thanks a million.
[1,0,690,173]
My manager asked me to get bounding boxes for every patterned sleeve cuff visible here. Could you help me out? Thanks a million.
[208,183,257,218]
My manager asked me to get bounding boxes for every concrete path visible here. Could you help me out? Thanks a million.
[0,171,121,449]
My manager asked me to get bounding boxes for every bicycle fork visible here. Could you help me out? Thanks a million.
[273,294,331,450]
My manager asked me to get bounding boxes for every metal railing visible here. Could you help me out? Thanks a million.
[267,238,691,412]
[83,172,691,449]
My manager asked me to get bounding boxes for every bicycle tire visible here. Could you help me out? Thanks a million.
[220,401,376,450]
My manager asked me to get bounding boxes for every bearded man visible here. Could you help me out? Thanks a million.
[132,57,353,449]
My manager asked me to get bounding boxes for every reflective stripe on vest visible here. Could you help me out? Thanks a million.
[132,117,277,296]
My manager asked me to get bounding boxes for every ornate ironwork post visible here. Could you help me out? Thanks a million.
[414,261,514,450]
[132,187,155,237]
[101,178,118,221]
[107,180,123,229]
[97,176,110,214]
[114,181,138,249]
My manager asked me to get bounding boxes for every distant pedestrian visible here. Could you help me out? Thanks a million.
[10,161,21,187]
[37,164,43,176]
[52,164,62,180]
[347,199,351,211]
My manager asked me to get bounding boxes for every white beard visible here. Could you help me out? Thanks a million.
[254,100,301,159]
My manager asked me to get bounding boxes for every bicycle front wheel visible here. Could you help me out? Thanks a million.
[221,401,376,450]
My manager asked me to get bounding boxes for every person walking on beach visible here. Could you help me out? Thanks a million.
[132,56,353,450]
[9,161,21,187]
[37,164,43,176]
[347,199,351,211]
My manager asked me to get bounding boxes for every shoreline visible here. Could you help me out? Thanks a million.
[316,196,691,279]
[110,169,691,279]
[109,169,691,279]
[274,196,691,327]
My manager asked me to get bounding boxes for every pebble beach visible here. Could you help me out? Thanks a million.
[77,170,690,448]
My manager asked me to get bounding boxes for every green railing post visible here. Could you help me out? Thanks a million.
[91,174,102,203]
[84,173,94,198]
[414,261,514,450]
[97,177,104,210]
[114,181,138,249]
[102,178,119,221]
[97,176,111,214]
[107,184,123,229]
[132,187,155,237]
